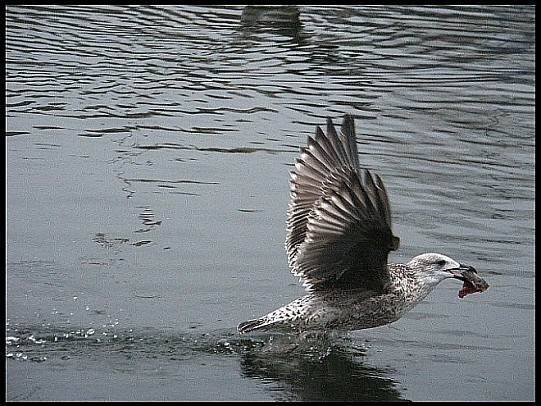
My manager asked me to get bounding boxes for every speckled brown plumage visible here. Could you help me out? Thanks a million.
[238,115,488,335]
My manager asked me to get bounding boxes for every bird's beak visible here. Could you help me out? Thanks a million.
[447,264,489,298]
[447,264,477,280]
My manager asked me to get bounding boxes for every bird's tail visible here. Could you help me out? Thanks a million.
[237,318,269,334]
[238,295,312,334]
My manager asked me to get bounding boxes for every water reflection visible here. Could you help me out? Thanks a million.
[6,322,406,401]
[239,342,405,401]
[241,5,302,38]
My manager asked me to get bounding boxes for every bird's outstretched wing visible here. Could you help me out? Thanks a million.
[285,115,400,292]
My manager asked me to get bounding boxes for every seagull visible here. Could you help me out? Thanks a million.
[237,115,489,334]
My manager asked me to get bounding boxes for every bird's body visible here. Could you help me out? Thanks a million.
[237,115,488,335]
[238,264,416,334]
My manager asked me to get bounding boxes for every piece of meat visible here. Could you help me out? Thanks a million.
[458,270,489,298]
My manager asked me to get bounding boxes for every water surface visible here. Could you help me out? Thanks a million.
[6,5,535,401]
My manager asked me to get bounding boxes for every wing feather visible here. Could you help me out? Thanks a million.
[285,115,400,292]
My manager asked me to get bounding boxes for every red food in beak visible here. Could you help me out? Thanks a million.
[450,268,489,298]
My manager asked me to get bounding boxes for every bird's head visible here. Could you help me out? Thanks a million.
[406,253,488,297]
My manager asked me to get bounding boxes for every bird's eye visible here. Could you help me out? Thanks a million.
[437,259,446,266]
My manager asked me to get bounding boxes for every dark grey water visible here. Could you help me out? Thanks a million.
[6,5,534,401]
